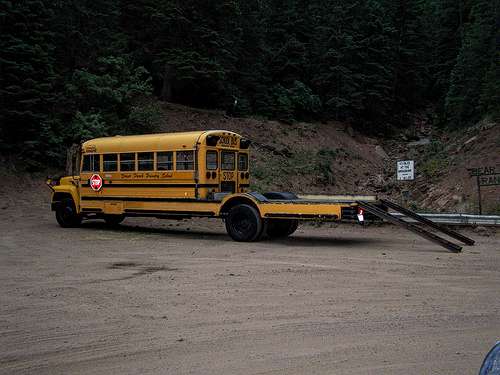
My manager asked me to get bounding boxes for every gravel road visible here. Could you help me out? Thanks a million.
[0,191,499,374]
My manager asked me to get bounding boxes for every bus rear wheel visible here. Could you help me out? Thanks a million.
[104,214,125,226]
[266,219,299,238]
[225,204,264,242]
[55,198,82,228]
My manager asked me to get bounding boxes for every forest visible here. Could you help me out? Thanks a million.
[1,0,498,167]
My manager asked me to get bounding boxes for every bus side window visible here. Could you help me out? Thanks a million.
[206,151,218,170]
[120,153,135,171]
[157,152,173,170]
[103,154,118,172]
[238,153,248,171]
[221,151,235,170]
[176,151,194,171]
[82,154,100,172]
[138,152,154,171]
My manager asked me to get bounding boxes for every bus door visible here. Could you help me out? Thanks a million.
[220,150,237,193]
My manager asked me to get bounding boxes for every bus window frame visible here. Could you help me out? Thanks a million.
[119,152,136,172]
[137,152,154,171]
[81,153,101,173]
[103,153,118,172]
[206,150,218,170]
[156,151,174,171]
[238,153,248,171]
[176,150,195,171]
[221,151,236,171]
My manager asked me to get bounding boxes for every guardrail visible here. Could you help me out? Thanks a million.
[391,213,500,226]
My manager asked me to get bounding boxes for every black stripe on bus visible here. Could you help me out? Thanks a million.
[264,213,339,219]
[240,184,250,187]
[81,183,219,188]
[124,209,215,216]
[81,196,215,203]
[81,208,102,212]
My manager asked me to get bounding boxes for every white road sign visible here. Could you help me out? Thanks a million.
[397,160,414,180]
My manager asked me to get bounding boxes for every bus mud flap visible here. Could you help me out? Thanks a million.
[356,201,463,253]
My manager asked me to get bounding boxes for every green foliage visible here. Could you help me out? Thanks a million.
[251,147,339,191]
[66,56,151,111]
[444,0,499,127]
[70,112,108,142]
[419,141,449,179]
[128,102,163,133]
[315,149,338,185]
[0,0,57,154]
[1,0,498,167]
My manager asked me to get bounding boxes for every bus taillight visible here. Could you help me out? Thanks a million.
[357,207,364,223]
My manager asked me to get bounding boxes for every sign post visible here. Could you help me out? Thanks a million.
[476,175,482,215]
[397,160,414,207]
[467,166,500,215]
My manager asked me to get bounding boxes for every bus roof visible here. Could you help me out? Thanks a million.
[81,130,241,153]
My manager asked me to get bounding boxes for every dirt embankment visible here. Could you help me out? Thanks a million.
[155,103,500,213]
[155,103,386,195]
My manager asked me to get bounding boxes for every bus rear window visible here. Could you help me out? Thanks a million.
[238,153,248,171]
[138,152,154,171]
[157,152,173,170]
[82,154,100,172]
[120,153,135,171]
[103,154,118,171]
[221,151,235,170]
[176,151,194,170]
[206,151,218,170]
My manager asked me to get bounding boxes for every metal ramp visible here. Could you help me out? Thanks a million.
[356,200,475,253]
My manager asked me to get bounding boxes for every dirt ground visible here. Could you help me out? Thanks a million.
[0,189,499,374]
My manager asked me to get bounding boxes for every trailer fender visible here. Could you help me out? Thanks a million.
[218,194,262,217]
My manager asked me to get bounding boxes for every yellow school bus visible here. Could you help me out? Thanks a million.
[46,129,471,251]
[47,129,366,239]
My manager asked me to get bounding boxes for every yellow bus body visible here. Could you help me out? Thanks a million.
[48,130,378,241]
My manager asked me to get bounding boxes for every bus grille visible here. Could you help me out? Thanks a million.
[221,181,235,193]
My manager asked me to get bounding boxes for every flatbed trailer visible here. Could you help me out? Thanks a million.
[47,130,474,253]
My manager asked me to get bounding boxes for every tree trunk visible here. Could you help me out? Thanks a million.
[161,64,173,101]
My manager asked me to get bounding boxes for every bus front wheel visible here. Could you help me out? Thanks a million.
[225,204,264,242]
[55,198,82,228]
[266,219,299,238]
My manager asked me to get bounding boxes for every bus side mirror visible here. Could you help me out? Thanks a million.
[240,138,251,149]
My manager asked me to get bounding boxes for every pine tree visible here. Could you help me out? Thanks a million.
[445,0,499,126]
[0,0,58,158]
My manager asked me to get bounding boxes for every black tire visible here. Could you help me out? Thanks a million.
[225,204,264,242]
[104,214,125,226]
[55,198,82,228]
[286,220,299,235]
[266,219,299,238]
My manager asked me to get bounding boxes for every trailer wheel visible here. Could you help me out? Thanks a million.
[266,219,299,238]
[55,198,82,228]
[104,214,125,226]
[225,204,263,242]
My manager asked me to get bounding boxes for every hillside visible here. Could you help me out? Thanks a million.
[2,102,497,215]
[155,103,500,214]
[155,103,386,194]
